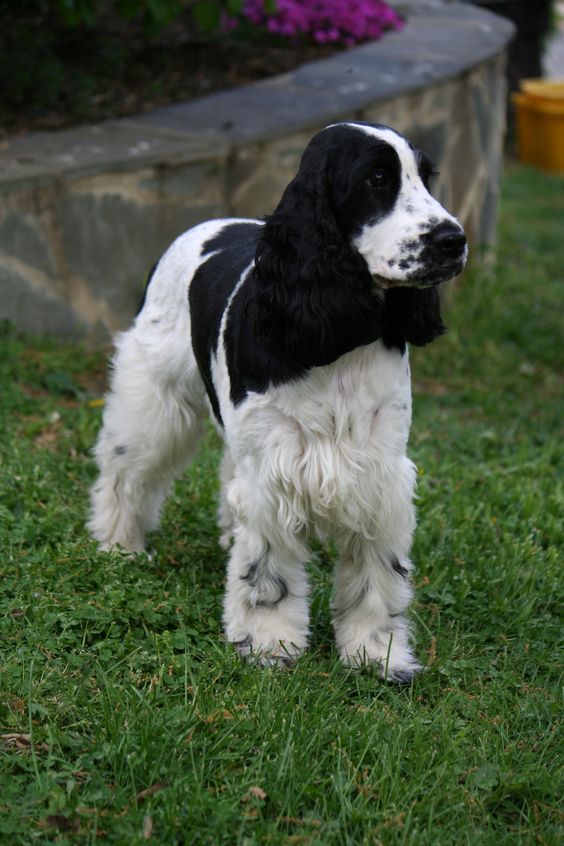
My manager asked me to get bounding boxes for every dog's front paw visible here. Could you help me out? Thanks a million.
[338,628,421,685]
[230,633,301,669]
[342,649,422,685]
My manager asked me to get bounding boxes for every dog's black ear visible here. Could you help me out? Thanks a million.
[253,138,382,368]
[383,286,446,349]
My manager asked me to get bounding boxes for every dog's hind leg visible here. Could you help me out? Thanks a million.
[88,323,206,553]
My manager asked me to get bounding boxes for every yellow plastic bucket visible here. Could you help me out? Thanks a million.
[520,79,564,102]
[512,79,564,173]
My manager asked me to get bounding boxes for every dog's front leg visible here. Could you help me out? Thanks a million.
[333,527,422,684]
[222,490,310,666]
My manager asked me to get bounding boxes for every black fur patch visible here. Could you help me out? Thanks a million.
[189,222,262,424]
[188,124,446,415]
[389,554,408,578]
[251,124,445,372]
[382,287,445,352]
[240,547,288,608]
[241,560,259,583]
[256,577,288,608]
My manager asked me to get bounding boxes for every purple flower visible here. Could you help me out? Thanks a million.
[231,0,404,46]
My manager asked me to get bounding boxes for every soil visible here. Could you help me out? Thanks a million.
[0,14,340,138]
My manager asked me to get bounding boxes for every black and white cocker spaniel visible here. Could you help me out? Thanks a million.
[89,122,467,682]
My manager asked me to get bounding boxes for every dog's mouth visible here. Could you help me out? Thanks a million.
[409,255,467,287]
[372,255,466,290]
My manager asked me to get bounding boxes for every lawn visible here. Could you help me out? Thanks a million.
[1,163,562,845]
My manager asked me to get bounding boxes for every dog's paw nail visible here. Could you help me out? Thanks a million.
[219,532,233,550]
[232,634,253,656]
[256,654,294,670]
[383,664,423,685]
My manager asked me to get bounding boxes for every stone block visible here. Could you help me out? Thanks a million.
[139,159,226,200]
[0,209,55,277]
[0,261,84,338]
[60,161,227,329]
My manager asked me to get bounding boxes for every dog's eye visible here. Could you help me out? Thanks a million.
[366,170,388,190]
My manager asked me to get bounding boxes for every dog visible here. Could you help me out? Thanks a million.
[89,122,467,682]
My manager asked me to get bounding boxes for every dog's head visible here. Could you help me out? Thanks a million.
[329,123,468,288]
[254,123,468,364]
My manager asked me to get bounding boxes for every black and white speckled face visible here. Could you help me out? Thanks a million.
[333,123,468,289]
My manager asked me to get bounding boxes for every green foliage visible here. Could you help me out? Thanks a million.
[0,164,563,842]
[192,0,244,33]
[52,0,103,26]
[0,0,233,117]
[2,0,185,30]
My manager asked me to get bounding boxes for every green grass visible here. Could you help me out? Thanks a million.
[1,163,562,844]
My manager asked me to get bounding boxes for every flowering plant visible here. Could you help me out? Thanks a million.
[228,0,404,46]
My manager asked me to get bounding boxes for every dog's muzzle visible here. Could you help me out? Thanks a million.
[418,221,467,285]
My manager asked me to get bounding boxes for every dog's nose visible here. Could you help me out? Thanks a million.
[428,222,467,257]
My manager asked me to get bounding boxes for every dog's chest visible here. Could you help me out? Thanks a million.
[230,342,412,532]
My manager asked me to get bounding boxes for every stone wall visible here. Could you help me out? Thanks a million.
[0,1,513,340]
